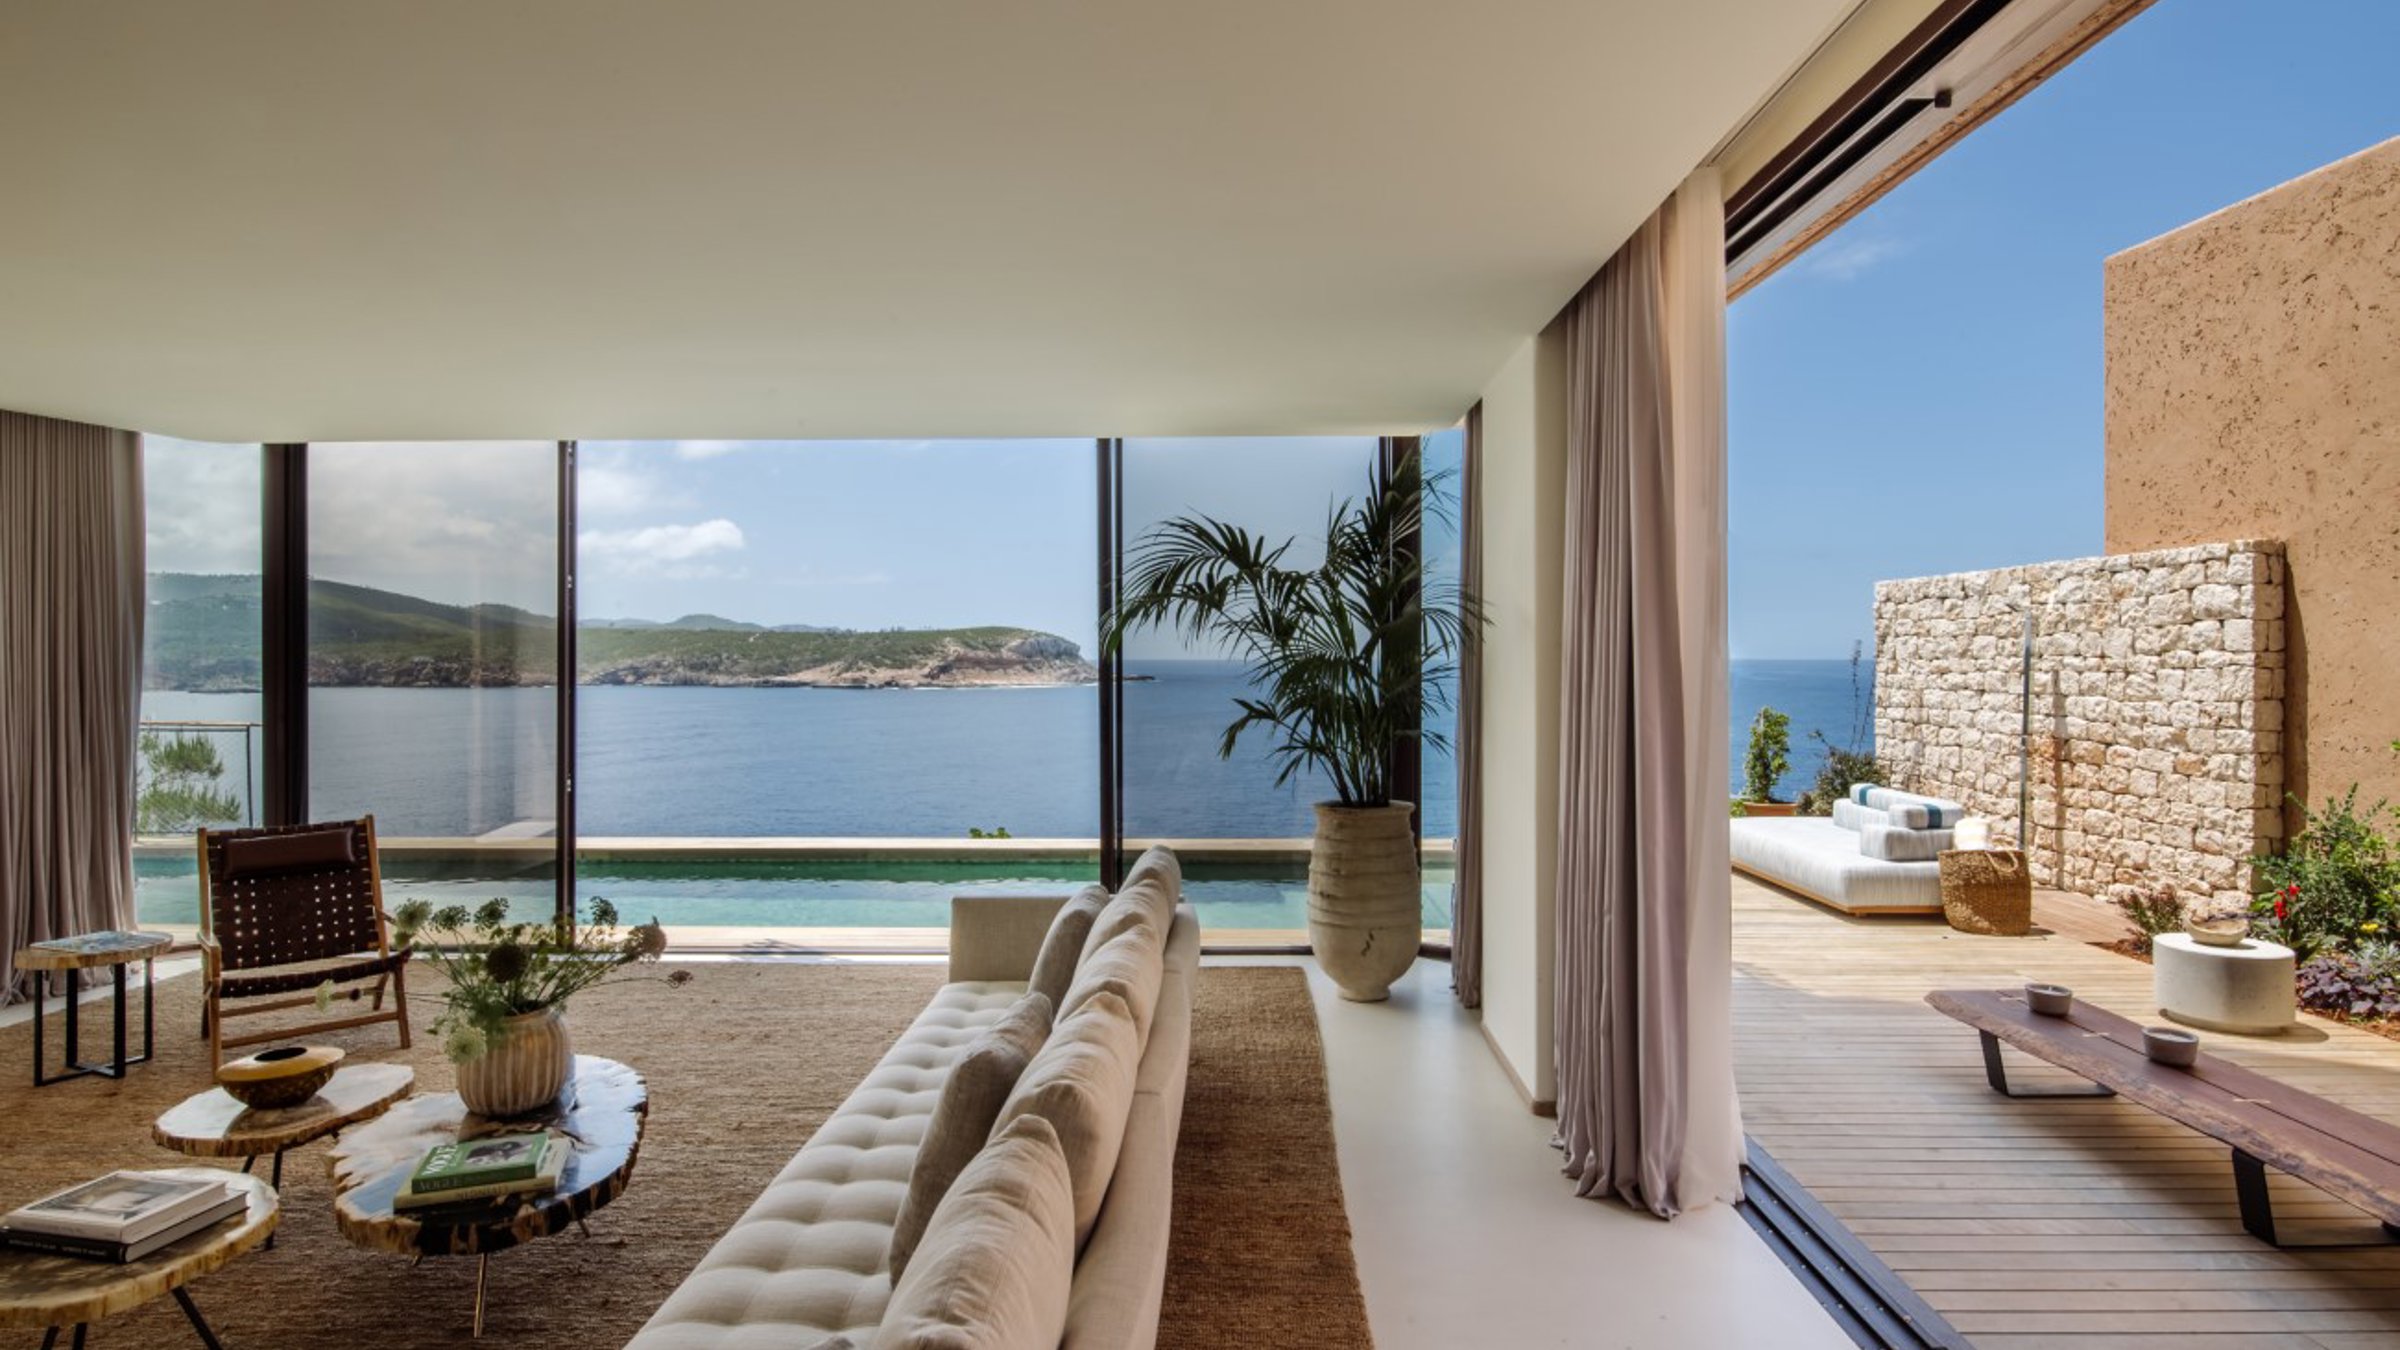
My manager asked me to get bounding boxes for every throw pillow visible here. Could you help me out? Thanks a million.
[1058,919,1164,1045]
[1074,888,1158,969]
[875,1115,1077,1350]
[1027,884,1108,1008]
[990,989,1142,1248]
[888,991,1055,1279]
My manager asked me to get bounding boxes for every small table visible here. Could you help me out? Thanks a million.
[19,932,172,1087]
[2155,932,2297,1034]
[0,1168,276,1349]
[326,1056,647,1338]
[153,1063,415,1249]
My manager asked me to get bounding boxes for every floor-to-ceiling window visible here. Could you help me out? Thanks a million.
[135,436,264,929]
[1417,423,1465,937]
[570,440,1099,934]
[306,441,561,917]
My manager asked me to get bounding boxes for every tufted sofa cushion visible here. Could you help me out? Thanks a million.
[628,981,1035,1348]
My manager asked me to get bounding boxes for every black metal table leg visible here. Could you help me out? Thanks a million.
[63,968,80,1069]
[38,1325,57,1350]
[70,1326,86,1350]
[173,1286,226,1350]
[31,972,44,1086]
[2233,1147,2400,1248]
[1978,1031,2118,1098]
[111,961,128,1078]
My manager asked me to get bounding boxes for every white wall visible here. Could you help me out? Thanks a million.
[1473,326,1568,1109]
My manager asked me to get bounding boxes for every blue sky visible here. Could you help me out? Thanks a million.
[1727,0,2400,658]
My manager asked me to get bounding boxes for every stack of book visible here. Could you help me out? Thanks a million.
[0,1172,245,1263]
[394,1130,566,1212]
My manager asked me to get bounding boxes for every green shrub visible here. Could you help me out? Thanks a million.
[2251,785,2400,963]
[2119,888,2183,956]
[1743,707,1792,803]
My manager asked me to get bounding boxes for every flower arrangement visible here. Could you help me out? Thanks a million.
[380,898,683,1062]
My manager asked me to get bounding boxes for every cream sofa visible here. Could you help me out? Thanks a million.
[1730,785,1966,916]
[627,875,1200,1349]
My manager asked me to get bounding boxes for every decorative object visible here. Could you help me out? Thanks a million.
[1937,849,2033,936]
[194,818,414,1068]
[1101,450,1480,1003]
[17,931,171,1087]
[328,1056,647,1339]
[2025,983,2073,1016]
[390,897,676,1119]
[1955,817,1993,850]
[2182,896,2253,948]
[2154,932,2297,1035]
[153,1062,416,1212]
[2142,1025,2201,1067]
[216,1045,343,1109]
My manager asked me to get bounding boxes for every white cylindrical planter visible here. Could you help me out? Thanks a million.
[2154,933,2296,1035]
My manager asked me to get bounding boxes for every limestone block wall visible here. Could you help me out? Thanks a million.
[1873,541,2286,906]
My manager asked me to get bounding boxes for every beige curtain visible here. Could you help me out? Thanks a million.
[1,411,145,1004]
[1451,401,1484,1009]
[1553,169,1740,1216]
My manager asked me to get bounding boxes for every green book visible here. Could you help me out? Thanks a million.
[410,1132,552,1194]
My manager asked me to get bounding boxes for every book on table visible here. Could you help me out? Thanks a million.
[394,1135,569,1212]
[409,1130,554,1194]
[2,1172,236,1245]
[0,1192,247,1264]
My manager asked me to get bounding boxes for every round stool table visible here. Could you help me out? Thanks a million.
[154,1062,415,1248]
[2155,932,2297,1034]
[0,1168,276,1349]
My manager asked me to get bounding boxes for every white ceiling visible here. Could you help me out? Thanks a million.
[0,1,1853,443]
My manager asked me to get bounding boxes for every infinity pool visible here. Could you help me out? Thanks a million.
[136,854,1456,937]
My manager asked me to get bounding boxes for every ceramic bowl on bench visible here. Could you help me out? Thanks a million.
[2025,983,2074,1016]
[218,1044,345,1108]
[2143,1026,2200,1068]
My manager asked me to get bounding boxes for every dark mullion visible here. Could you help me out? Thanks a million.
[557,441,579,926]
[260,443,309,826]
[1382,436,1423,843]
[1096,438,1124,888]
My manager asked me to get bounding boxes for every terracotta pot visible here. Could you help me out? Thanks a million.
[456,1008,573,1117]
[1738,799,1797,817]
[1307,801,1422,1002]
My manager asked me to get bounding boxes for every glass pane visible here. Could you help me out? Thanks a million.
[1117,437,1381,935]
[1417,424,1466,934]
[308,442,560,919]
[137,436,263,931]
[573,440,1099,936]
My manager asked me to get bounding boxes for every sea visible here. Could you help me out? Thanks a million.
[139,659,1871,840]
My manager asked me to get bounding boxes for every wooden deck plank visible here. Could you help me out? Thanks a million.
[1733,871,2400,1344]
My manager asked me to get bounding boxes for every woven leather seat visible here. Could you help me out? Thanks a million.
[196,816,414,1065]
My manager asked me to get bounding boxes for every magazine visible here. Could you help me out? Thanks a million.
[5,1173,235,1243]
[0,1191,246,1263]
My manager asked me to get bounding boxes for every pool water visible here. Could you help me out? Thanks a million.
[136,855,1457,936]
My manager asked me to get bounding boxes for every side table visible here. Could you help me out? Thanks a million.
[154,1062,416,1249]
[2156,931,2297,1034]
[19,932,173,1087]
[0,1168,276,1349]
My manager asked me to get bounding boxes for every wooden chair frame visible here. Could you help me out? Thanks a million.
[195,815,414,1067]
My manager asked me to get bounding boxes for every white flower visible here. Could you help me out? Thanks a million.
[313,980,336,1013]
[442,1021,488,1064]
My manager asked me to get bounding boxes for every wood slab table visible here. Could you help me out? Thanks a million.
[1929,987,2400,1246]
[0,1168,275,1349]
[325,1056,646,1337]
[153,1062,414,1250]
[19,932,172,1087]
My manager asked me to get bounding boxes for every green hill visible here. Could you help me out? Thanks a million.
[143,574,1091,690]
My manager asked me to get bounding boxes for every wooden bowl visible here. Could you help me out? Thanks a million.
[219,1045,344,1108]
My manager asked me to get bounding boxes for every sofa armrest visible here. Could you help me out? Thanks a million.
[948,894,1069,984]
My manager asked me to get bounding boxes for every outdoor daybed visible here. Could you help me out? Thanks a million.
[628,846,1197,1349]
[1730,785,1965,916]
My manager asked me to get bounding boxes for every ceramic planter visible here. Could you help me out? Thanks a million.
[457,1007,573,1117]
[1307,801,1422,1002]
[1739,800,1798,818]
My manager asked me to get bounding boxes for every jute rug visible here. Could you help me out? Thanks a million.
[0,961,1370,1348]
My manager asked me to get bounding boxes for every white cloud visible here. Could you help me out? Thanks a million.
[293,441,562,610]
[578,519,747,575]
[672,440,747,460]
[143,438,263,574]
[1798,233,1906,282]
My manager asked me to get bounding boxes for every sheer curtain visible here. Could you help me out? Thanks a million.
[1552,169,1741,1216]
[1450,402,1484,1010]
[0,411,145,1004]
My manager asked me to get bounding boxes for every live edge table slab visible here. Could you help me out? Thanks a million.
[325,1056,647,1338]
[0,1168,276,1350]
[19,932,172,1087]
[1929,988,2400,1247]
[154,1062,415,1249]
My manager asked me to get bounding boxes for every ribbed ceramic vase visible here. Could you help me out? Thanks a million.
[1307,801,1422,1002]
[456,1008,573,1117]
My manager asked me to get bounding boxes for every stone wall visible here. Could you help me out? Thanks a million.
[1873,541,2286,907]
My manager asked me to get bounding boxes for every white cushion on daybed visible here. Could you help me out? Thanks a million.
[1731,816,1942,912]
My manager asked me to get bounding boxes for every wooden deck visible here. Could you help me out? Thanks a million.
[1733,872,2400,1349]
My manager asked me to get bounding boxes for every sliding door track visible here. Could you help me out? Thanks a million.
[1738,1139,1970,1350]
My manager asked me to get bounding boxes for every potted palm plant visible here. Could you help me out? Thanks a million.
[1105,451,1478,1001]
[1740,706,1797,817]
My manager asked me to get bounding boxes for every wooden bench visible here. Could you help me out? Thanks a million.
[1928,988,2400,1247]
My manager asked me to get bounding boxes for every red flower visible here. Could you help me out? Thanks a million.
[2286,883,2302,898]
[2275,897,2288,920]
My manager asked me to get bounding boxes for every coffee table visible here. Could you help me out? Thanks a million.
[0,1168,276,1349]
[325,1056,647,1338]
[153,1062,415,1248]
[19,932,172,1087]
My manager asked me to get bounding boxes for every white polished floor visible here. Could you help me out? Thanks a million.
[1233,955,1853,1350]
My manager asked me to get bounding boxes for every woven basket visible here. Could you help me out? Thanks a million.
[1939,849,2032,936]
